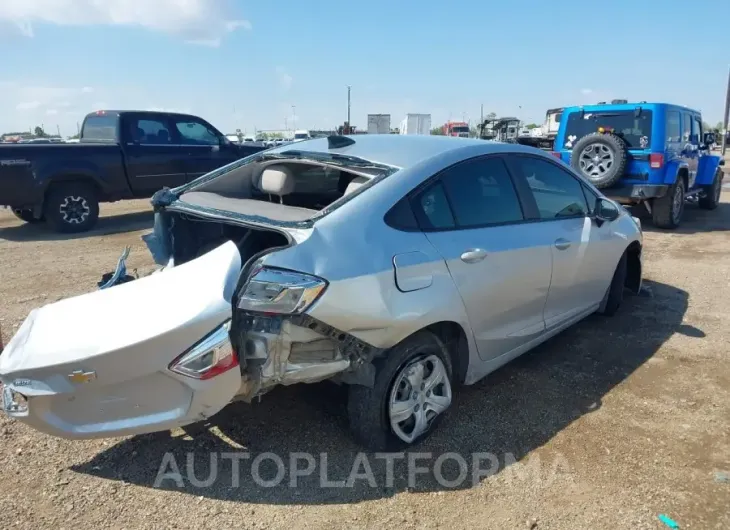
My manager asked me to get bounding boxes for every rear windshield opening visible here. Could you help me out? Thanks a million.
[251,163,365,211]
[81,115,117,141]
[564,110,652,149]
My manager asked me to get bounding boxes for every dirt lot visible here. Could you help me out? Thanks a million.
[1,179,730,529]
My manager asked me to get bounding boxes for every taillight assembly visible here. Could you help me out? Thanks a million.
[237,266,327,315]
[550,151,562,159]
[169,321,238,380]
[650,153,664,169]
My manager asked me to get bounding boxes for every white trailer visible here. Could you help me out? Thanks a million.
[367,114,391,134]
[399,113,431,135]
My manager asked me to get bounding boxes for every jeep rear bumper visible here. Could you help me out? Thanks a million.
[605,184,669,204]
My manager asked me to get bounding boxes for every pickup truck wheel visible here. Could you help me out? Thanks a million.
[347,331,453,451]
[570,132,628,189]
[11,209,45,224]
[698,169,723,210]
[652,177,685,229]
[44,183,100,233]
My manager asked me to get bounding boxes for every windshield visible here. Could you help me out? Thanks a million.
[450,126,469,133]
[294,133,308,139]
[563,110,652,149]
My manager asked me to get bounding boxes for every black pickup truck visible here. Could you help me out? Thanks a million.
[0,110,268,233]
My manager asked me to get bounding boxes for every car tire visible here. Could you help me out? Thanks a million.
[11,209,45,224]
[347,331,454,451]
[698,169,723,210]
[598,252,627,316]
[652,177,685,229]
[570,132,628,189]
[44,182,100,233]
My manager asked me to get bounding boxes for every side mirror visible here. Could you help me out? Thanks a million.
[594,198,620,222]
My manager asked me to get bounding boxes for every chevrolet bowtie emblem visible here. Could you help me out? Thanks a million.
[68,370,96,383]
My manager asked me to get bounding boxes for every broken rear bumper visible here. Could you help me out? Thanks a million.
[605,184,668,204]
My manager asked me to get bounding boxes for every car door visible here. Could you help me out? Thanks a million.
[122,114,188,195]
[411,155,552,362]
[505,155,620,329]
[172,117,240,181]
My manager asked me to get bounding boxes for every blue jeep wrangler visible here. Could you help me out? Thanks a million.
[554,102,725,228]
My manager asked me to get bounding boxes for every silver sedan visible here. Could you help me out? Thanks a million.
[0,135,643,450]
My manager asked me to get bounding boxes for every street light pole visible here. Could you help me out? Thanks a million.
[347,85,351,131]
[291,106,296,133]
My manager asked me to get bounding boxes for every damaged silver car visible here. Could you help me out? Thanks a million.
[0,135,643,450]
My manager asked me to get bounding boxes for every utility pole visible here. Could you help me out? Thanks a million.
[56,124,61,137]
[480,104,484,125]
[291,105,296,132]
[347,85,351,132]
[722,66,730,157]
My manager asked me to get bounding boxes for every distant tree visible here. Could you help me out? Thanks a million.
[716,122,725,132]
[430,127,445,135]
[525,123,540,129]
[34,126,47,137]
[486,112,497,119]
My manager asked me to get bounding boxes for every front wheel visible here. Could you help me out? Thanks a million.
[652,177,685,229]
[44,182,100,233]
[698,169,723,210]
[347,331,454,451]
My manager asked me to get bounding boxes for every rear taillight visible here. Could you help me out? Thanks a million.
[169,321,238,380]
[650,153,664,169]
[550,151,562,159]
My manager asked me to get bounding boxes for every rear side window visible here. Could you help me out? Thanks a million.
[666,111,681,142]
[413,157,524,230]
[385,197,419,231]
[129,118,173,145]
[81,115,117,141]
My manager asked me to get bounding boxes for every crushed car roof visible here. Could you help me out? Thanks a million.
[267,134,517,169]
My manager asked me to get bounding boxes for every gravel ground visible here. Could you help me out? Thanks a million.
[1,174,730,529]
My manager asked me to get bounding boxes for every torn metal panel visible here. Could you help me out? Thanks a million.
[233,312,385,402]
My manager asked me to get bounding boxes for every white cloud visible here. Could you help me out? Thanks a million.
[81,86,94,93]
[581,88,593,95]
[16,101,41,111]
[276,67,293,91]
[0,0,250,46]
[46,108,58,115]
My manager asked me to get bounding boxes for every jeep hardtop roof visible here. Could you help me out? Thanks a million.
[561,102,701,115]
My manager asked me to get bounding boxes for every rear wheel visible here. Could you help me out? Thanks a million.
[347,331,453,451]
[652,177,685,229]
[698,169,723,210]
[11,209,44,224]
[44,182,100,233]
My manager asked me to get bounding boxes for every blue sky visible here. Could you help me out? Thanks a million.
[1,0,728,137]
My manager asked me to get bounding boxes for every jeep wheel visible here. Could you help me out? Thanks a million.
[698,169,723,210]
[570,132,628,189]
[652,177,685,229]
[44,182,100,234]
[347,331,453,451]
[11,209,45,224]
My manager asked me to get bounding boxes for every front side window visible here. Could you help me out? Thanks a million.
[681,113,692,143]
[175,120,219,145]
[513,156,589,219]
[691,116,701,144]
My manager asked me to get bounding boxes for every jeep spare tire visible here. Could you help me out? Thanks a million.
[570,132,628,189]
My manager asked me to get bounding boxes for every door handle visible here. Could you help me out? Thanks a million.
[460,249,488,263]
[554,238,571,251]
